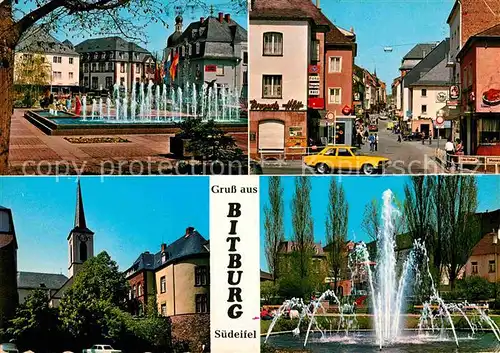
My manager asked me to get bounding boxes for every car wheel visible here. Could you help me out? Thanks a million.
[315,163,330,174]
[362,164,375,175]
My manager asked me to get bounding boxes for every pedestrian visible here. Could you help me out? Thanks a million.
[375,133,379,151]
[445,138,455,169]
[368,134,375,152]
[65,93,72,112]
[428,133,432,145]
[421,132,425,145]
[75,95,82,116]
[455,138,464,155]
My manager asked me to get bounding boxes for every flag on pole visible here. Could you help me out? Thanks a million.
[169,52,180,81]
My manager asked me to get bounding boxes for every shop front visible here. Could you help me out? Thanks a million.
[249,99,308,160]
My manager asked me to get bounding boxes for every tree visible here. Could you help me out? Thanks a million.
[440,176,481,290]
[0,0,247,174]
[324,178,348,294]
[263,176,284,282]
[14,53,51,107]
[58,251,129,346]
[260,281,279,304]
[6,289,60,353]
[291,176,314,280]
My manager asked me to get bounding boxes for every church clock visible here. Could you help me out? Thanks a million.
[78,233,89,242]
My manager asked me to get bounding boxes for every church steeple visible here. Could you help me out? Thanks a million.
[68,179,94,278]
[73,179,91,233]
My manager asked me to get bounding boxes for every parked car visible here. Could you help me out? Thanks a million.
[303,145,390,175]
[0,343,18,353]
[368,124,378,132]
[82,345,122,353]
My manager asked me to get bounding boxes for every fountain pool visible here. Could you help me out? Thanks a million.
[24,81,247,135]
[264,332,500,352]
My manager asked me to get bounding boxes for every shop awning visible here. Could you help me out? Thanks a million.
[440,105,461,121]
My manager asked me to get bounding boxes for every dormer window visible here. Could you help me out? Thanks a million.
[196,43,200,55]
[192,29,198,38]
[199,27,205,36]
[93,53,98,60]
[161,252,167,263]
[110,52,114,59]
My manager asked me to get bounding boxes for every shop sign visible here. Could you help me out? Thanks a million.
[436,91,447,103]
[286,136,307,148]
[249,99,304,111]
[289,126,303,137]
[449,85,460,100]
[309,75,320,82]
[309,65,320,74]
[205,64,217,72]
[481,88,500,107]
[309,89,320,95]
[342,105,351,115]
[458,156,479,164]
[308,98,324,109]
[309,82,320,88]
[486,157,500,164]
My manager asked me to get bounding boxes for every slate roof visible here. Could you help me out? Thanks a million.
[317,12,355,45]
[410,57,450,87]
[75,37,150,53]
[403,43,439,60]
[126,227,209,277]
[250,0,330,27]
[17,271,68,290]
[71,179,93,235]
[16,26,78,56]
[403,39,450,88]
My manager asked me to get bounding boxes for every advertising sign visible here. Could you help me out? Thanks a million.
[449,85,460,100]
[479,87,500,112]
[308,65,320,74]
[309,89,320,95]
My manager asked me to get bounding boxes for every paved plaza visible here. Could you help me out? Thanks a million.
[8,109,248,175]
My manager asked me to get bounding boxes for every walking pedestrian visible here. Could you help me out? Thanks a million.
[445,138,455,169]
[75,95,82,116]
[428,133,432,145]
[368,134,375,152]
[397,133,402,143]
[375,133,379,151]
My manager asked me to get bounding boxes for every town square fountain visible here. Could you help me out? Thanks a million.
[263,190,500,352]
[25,80,245,135]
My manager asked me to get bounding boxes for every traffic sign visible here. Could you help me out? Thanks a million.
[436,116,444,127]
[326,111,335,120]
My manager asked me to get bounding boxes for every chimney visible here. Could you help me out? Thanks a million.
[225,13,231,22]
[200,17,204,24]
[350,27,354,34]
[185,227,195,237]
[218,12,224,22]
[161,243,166,252]
[316,0,320,9]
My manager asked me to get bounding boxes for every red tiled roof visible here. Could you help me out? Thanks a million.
[471,233,497,256]
[477,23,500,37]
[250,0,329,26]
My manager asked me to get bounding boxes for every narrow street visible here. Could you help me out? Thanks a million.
[260,116,446,175]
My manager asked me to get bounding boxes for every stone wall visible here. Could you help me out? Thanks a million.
[170,313,210,353]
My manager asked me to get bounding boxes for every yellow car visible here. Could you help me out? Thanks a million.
[303,145,390,175]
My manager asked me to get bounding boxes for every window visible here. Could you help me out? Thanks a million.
[329,57,342,73]
[195,294,209,313]
[119,52,124,59]
[160,276,166,293]
[421,105,427,114]
[52,56,61,63]
[188,44,192,56]
[421,89,427,97]
[110,51,114,59]
[69,72,74,80]
[136,65,141,74]
[161,303,167,316]
[490,260,496,273]
[216,65,224,76]
[105,77,113,89]
[91,63,96,71]
[337,148,352,157]
[195,266,209,286]
[99,63,105,72]
[192,29,198,38]
[472,261,478,274]
[263,32,283,56]
[53,71,62,79]
[243,51,248,65]
[107,62,113,72]
[91,77,98,89]
[196,42,200,55]
[138,283,142,296]
[69,57,74,64]
[120,63,125,73]
[120,77,125,85]
[83,64,88,73]
[328,88,341,104]
[84,77,89,87]
[311,40,320,62]
[262,75,282,98]
[132,285,136,298]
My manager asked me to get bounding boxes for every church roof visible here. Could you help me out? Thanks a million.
[70,179,93,236]
[17,271,68,290]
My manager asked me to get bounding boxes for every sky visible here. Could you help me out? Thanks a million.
[259,175,500,271]
[0,177,209,274]
[320,0,455,89]
[15,0,248,56]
